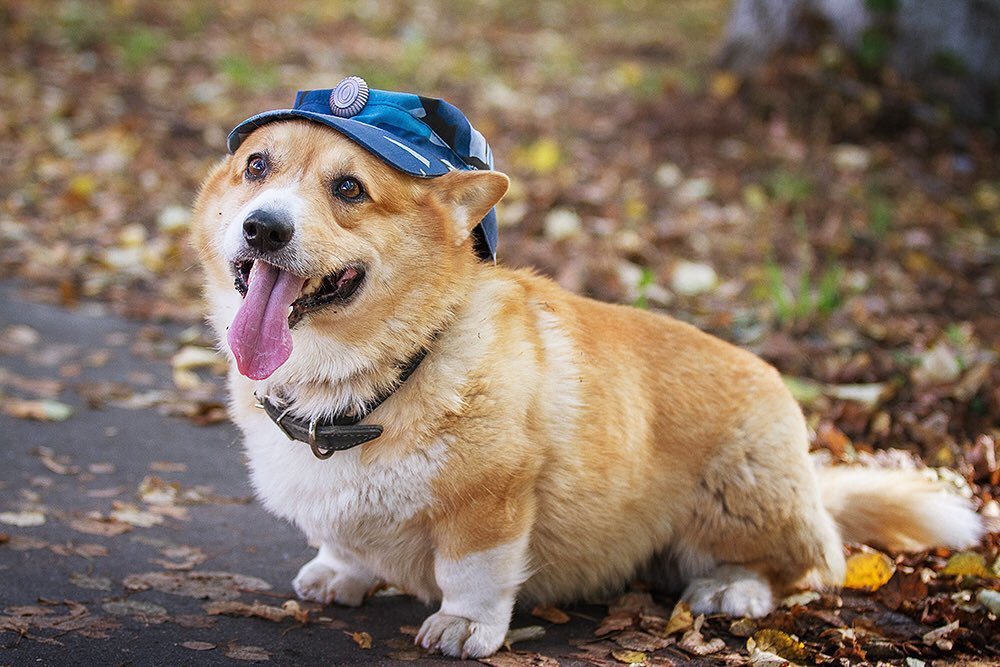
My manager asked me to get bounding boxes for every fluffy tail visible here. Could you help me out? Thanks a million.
[816,466,984,552]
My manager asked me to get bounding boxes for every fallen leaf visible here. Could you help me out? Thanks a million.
[110,503,164,528]
[205,600,299,623]
[69,516,132,536]
[663,601,694,636]
[940,551,992,578]
[612,648,648,665]
[3,398,73,421]
[746,636,790,667]
[226,644,270,662]
[0,510,46,527]
[182,641,216,651]
[505,625,546,647]
[612,630,674,652]
[69,573,112,591]
[346,630,372,649]
[123,570,271,600]
[479,653,560,667]
[531,604,570,624]
[922,619,959,650]
[50,542,108,558]
[677,615,725,656]
[751,629,808,661]
[150,461,188,473]
[843,550,895,591]
[281,600,309,624]
[976,588,1000,614]
[138,476,180,505]
[102,599,168,620]
[152,545,207,571]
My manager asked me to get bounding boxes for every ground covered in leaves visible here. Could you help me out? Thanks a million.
[1,1,998,665]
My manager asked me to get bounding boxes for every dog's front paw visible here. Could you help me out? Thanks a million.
[292,558,371,607]
[415,611,507,659]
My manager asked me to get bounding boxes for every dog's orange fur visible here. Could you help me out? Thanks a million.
[193,120,982,658]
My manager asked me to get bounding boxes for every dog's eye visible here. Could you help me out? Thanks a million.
[245,154,269,181]
[334,177,364,201]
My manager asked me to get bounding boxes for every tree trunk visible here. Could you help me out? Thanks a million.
[719,0,1000,123]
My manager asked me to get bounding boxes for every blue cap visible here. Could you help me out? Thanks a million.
[228,76,499,261]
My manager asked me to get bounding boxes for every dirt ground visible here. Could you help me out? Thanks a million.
[1,1,998,664]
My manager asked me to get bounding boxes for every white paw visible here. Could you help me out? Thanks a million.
[415,611,508,659]
[292,558,371,607]
[682,567,774,618]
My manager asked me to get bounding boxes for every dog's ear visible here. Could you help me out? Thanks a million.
[432,170,509,244]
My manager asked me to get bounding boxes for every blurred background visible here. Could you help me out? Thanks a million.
[1,1,998,501]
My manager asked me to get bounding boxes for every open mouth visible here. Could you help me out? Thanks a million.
[233,259,366,327]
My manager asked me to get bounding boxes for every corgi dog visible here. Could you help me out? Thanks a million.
[192,84,983,659]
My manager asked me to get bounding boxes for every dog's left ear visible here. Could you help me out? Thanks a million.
[433,170,510,244]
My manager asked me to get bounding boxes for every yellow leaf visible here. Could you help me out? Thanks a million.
[68,174,97,199]
[663,600,694,636]
[941,552,992,578]
[843,550,895,591]
[515,138,561,175]
[612,649,647,665]
[751,629,808,661]
[348,631,372,649]
[709,71,740,100]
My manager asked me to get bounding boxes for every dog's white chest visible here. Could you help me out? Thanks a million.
[239,410,444,545]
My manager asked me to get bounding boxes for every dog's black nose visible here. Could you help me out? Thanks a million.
[243,210,294,253]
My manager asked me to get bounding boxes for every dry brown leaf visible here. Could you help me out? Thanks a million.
[226,644,271,662]
[50,542,108,558]
[205,600,297,623]
[281,600,309,624]
[531,604,570,624]
[182,641,216,651]
[69,573,112,591]
[150,461,188,473]
[346,630,372,649]
[612,630,674,652]
[123,570,271,601]
[478,652,560,667]
[102,599,168,620]
[677,615,725,656]
[842,550,895,591]
[69,516,132,536]
[922,619,960,650]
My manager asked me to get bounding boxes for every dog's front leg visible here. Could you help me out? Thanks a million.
[416,494,533,659]
[416,534,530,658]
[293,542,379,607]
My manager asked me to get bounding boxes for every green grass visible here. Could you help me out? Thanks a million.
[765,259,845,329]
[220,55,279,92]
[768,170,814,204]
[632,266,656,310]
[117,26,167,71]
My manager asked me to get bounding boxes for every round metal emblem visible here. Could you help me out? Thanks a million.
[329,76,369,118]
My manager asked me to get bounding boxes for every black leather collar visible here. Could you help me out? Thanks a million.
[255,345,430,459]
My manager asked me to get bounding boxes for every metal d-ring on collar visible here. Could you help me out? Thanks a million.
[255,344,431,460]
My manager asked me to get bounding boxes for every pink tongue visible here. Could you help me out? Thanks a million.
[227,262,306,380]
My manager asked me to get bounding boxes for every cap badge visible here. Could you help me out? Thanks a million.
[329,76,369,118]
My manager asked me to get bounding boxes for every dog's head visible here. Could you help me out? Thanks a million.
[192,119,508,381]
